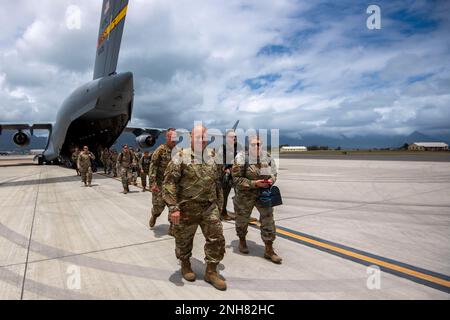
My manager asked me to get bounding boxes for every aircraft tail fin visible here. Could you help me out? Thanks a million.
[93,0,129,80]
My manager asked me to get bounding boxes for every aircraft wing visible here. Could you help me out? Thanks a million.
[125,120,240,138]
[0,123,53,135]
[124,127,167,137]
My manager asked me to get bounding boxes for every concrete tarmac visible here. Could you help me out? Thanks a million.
[0,155,449,299]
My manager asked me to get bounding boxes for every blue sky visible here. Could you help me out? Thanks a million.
[0,0,449,138]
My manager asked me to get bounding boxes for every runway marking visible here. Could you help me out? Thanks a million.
[96,170,450,294]
[249,221,450,294]
[20,167,42,300]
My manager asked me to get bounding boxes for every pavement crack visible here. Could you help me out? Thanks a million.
[20,167,42,300]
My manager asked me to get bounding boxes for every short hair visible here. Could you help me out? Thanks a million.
[248,135,261,143]
[122,144,129,148]
[167,128,176,132]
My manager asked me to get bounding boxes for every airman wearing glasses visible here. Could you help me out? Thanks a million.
[231,135,282,264]
[77,146,95,187]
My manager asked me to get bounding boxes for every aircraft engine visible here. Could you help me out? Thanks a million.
[136,134,156,148]
[13,131,31,147]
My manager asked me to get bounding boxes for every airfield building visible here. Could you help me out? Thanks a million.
[408,142,449,151]
[281,146,308,152]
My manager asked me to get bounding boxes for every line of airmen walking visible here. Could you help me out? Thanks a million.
[70,125,282,292]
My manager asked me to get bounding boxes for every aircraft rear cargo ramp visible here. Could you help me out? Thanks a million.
[0,155,449,299]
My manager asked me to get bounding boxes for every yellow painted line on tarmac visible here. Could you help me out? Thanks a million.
[249,220,450,292]
[94,172,450,293]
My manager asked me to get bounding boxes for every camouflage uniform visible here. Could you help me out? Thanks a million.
[101,149,112,174]
[149,144,173,218]
[77,151,95,185]
[139,153,152,189]
[231,151,277,242]
[130,151,139,186]
[218,142,242,218]
[163,151,225,264]
[117,151,134,192]
[110,151,118,177]
[71,150,80,176]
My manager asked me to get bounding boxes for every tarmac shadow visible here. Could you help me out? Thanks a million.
[168,268,184,287]
[151,224,170,238]
[168,257,227,287]
[191,257,226,280]
[228,239,265,258]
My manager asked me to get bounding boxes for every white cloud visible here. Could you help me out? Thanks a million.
[0,0,449,139]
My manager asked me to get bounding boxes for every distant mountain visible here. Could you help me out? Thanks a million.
[280,131,450,149]
[404,131,439,144]
[2,129,448,152]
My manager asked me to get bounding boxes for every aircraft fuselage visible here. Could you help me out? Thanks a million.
[43,72,134,162]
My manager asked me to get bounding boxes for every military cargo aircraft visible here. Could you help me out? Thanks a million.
[0,0,164,165]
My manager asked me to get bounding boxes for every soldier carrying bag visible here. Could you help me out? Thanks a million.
[243,160,283,208]
[258,186,283,207]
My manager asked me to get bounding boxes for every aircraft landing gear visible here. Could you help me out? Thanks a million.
[35,155,45,165]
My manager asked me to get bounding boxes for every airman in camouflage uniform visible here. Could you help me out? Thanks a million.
[116,145,134,194]
[129,148,139,186]
[101,147,112,174]
[71,147,81,176]
[148,128,177,232]
[231,136,282,264]
[77,146,95,187]
[163,125,227,291]
[110,150,118,177]
[218,130,242,221]
[139,150,152,191]
[135,148,143,160]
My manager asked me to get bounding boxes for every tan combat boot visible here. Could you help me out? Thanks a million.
[239,237,249,254]
[149,215,157,228]
[221,212,234,221]
[264,241,282,264]
[204,263,227,291]
[181,259,196,282]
